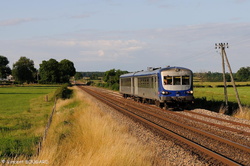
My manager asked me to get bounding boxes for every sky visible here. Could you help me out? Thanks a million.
[1,0,250,73]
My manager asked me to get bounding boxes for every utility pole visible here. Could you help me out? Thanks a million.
[215,43,243,113]
[215,43,228,108]
[223,47,243,113]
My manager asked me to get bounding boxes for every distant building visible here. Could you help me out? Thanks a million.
[7,75,13,81]
[0,75,14,81]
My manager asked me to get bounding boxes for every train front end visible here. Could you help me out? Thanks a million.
[159,67,194,104]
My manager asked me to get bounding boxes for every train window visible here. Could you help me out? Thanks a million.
[121,78,131,86]
[164,76,172,85]
[138,77,152,88]
[163,75,190,86]
[182,76,190,85]
[173,76,181,85]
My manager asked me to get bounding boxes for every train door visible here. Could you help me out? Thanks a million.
[153,76,158,98]
[134,77,138,95]
[131,77,134,95]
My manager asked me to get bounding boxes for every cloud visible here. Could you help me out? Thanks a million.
[0,18,38,26]
[233,0,248,3]
[104,0,122,6]
[71,14,91,19]
[74,39,145,62]
[2,22,250,72]
[146,0,173,9]
[7,38,146,65]
[43,39,145,51]
[98,50,104,56]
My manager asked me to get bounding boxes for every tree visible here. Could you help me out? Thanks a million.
[59,59,76,83]
[39,58,76,84]
[12,57,37,84]
[103,69,128,90]
[74,72,83,80]
[104,69,117,85]
[236,67,250,81]
[39,59,60,84]
[0,55,11,79]
[194,71,231,82]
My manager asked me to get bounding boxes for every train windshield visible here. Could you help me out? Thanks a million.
[163,76,190,85]
[182,76,190,85]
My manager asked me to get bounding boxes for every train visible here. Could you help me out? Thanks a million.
[119,66,194,109]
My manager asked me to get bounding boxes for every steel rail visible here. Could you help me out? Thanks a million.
[114,91,250,137]
[119,96,250,137]
[78,86,244,166]
[87,85,250,129]
[125,96,250,134]
[171,111,250,136]
[83,86,250,149]
[130,103,250,153]
[183,110,250,128]
[102,89,250,153]
[82,86,250,153]
[89,85,250,129]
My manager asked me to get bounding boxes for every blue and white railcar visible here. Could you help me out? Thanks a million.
[119,66,194,108]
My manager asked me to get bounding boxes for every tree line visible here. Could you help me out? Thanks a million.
[100,68,250,89]
[75,69,128,90]
[84,68,250,91]
[2,53,249,85]
[0,55,76,84]
[74,67,250,91]
[195,67,250,82]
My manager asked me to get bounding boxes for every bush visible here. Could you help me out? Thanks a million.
[86,81,94,86]
[55,83,73,99]
[111,83,119,91]
[96,82,107,88]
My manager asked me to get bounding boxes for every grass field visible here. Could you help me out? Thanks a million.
[194,87,250,106]
[0,85,58,157]
[193,81,250,119]
[193,81,250,88]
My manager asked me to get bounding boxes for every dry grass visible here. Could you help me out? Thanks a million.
[233,107,250,120]
[218,104,227,114]
[35,86,155,166]
[218,105,250,120]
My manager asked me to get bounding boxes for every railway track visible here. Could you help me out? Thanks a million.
[76,84,250,166]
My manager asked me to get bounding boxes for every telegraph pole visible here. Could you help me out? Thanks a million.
[223,46,243,113]
[215,43,243,113]
[215,43,228,108]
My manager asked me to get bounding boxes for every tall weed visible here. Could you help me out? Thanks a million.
[37,87,155,166]
[233,107,250,120]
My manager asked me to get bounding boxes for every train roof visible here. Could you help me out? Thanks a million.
[120,66,192,78]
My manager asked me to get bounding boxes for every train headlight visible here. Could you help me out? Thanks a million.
[186,90,193,94]
[161,91,169,95]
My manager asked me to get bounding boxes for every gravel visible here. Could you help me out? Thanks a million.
[192,109,250,126]
[176,110,250,146]
[79,86,250,165]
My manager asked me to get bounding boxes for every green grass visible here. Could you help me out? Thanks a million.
[194,86,250,107]
[194,81,250,88]
[0,86,57,114]
[0,85,58,157]
[194,85,250,106]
